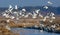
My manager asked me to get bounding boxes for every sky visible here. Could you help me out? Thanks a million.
[0,0,60,7]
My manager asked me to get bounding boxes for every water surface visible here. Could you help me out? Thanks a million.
[11,28,60,35]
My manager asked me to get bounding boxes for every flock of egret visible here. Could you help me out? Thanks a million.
[1,5,42,19]
[1,4,55,22]
[1,0,55,22]
[0,1,56,31]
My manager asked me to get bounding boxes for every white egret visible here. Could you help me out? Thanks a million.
[47,1,53,5]
[10,16,15,19]
[32,13,37,18]
[6,19,10,23]
[43,6,48,9]
[15,5,18,10]
[9,5,12,9]
[6,25,11,30]
[35,9,40,14]
[22,8,26,12]
[39,14,43,18]
[51,25,56,28]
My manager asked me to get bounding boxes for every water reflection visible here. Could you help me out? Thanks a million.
[11,28,60,35]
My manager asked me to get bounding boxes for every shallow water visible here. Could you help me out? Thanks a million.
[11,28,60,35]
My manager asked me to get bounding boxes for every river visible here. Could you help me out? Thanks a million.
[11,28,60,35]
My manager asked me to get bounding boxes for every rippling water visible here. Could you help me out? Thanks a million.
[11,28,60,35]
